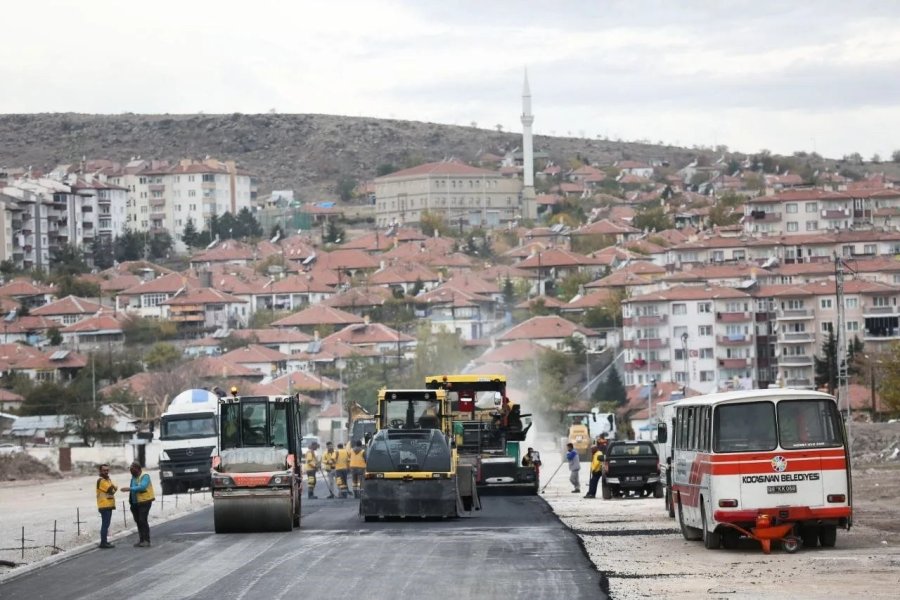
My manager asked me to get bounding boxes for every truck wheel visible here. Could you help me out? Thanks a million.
[601,480,612,500]
[161,481,175,496]
[819,525,837,547]
[800,527,819,547]
[653,482,664,498]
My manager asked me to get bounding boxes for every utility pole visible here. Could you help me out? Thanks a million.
[91,352,97,409]
[834,253,851,446]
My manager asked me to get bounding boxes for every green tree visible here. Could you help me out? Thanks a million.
[502,278,516,308]
[419,211,450,237]
[337,177,357,202]
[182,217,200,248]
[376,164,398,177]
[236,207,263,238]
[323,219,344,244]
[144,342,182,370]
[632,206,673,232]
[47,326,62,346]
[52,243,89,276]
[814,328,838,394]
[570,233,615,255]
[892,149,900,163]
[707,203,741,227]
[148,231,173,260]
[217,212,239,239]
[0,259,16,277]
[557,272,593,302]
[53,274,101,299]
[592,368,627,406]
[879,341,900,413]
[90,237,115,270]
[115,229,145,262]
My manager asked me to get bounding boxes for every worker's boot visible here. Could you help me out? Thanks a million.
[308,490,317,499]
[353,490,360,499]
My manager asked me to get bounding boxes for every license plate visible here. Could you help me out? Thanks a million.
[184,468,199,473]
[626,476,642,482]
[767,485,797,494]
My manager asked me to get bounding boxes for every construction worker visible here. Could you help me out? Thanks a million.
[95,463,117,549]
[584,442,604,498]
[334,442,351,499]
[349,439,367,499]
[304,441,320,499]
[322,441,338,499]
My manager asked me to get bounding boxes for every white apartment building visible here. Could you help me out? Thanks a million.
[622,286,756,395]
[109,158,255,246]
[761,280,900,389]
[744,188,900,236]
[374,161,523,228]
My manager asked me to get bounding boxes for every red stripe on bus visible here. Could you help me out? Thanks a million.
[713,506,851,523]
[709,458,846,476]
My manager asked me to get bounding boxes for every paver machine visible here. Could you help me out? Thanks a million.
[359,388,480,520]
[210,389,303,533]
[425,374,536,494]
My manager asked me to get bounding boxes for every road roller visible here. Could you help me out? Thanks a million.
[211,389,303,533]
[359,388,480,521]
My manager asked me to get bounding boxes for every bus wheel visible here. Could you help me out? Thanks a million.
[701,503,720,549]
[722,528,740,550]
[677,497,702,541]
[665,489,675,518]
[819,525,837,547]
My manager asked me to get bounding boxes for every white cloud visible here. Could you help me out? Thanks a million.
[1,0,899,157]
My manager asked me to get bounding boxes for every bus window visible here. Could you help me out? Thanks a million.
[699,407,710,451]
[714,402,776,452]
[777,399,843,449]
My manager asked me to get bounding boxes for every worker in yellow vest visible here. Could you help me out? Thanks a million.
[121,461,155,547]
[322,441,338,499]
[334,442,351,498]
[304,442,320,499]
[96,463,117,549]
[349,439,367,499]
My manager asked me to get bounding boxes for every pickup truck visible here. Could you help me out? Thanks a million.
[601,440,663,500]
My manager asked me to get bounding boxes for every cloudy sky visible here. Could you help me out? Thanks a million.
[3,1,899,159]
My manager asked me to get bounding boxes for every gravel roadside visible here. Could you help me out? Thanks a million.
[537,444,900,600]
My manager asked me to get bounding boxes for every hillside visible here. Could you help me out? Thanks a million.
[0,113,705,200]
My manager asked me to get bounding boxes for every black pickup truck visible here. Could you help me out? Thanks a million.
[601,440,663,499]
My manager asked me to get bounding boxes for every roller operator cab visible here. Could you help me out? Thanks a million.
[211,391,303,533]
[360,388,479,520]
[158,389,220,495]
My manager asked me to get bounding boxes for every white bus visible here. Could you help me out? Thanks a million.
[659,389,852,550]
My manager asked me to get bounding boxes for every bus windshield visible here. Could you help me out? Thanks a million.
[714,402,777,452]
[777,399,843,449]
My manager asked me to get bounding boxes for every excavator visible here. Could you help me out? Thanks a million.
[359,388,480,521]
[210,388,303,533]
[425,374,536,494]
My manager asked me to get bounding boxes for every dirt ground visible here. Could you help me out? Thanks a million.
[538,423,900,600]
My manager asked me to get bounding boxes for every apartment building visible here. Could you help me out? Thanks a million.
[757,280,900,389]
[622,286,756,394]
[374,160,523,228]
[108,158,256,246]
[744,188,900,236]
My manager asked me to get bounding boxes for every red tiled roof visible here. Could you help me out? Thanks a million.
[497,315,595,341]
[324,322,415,345]
[221,344,292,364]
[514,248,603,269]
[322,286,393,309]
[0,279,54,298]
[161,287,247,306]
[369,263,440,285]
[576,218,641,236]
[120,273,200,295]
[271,305,364,328]
[474,339,546,364]
[31,296,103,316]
[626,285,751,303]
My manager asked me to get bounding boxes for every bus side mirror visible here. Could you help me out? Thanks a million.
[657,423,667,444]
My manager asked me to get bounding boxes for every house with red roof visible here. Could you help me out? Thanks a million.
[271,304,364,333]
[0,278,55,308]
[30,296,104,326]
[252,273,335,311]
[323,321,416,358]
[116,272,200,318]
[496,315,603,352]
[60,311,127,349]
[228,328,314,356]
[414,284,499,340]
[368,262,440,295]
[514,248,605,296]
[0,343,87,382]
[161,287,249,330]
[189,240,258,268]
[473,339,546,365]
[321,286,393,317]
[220,344,304,377]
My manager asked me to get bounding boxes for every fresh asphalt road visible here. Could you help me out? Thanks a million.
[0,491,606,600]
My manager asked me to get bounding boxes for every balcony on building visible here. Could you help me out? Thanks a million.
[863,314,900,341]
[717,334,752,345]
[624,359,666,372]
[718,357,751,369]
[149,197,166,208]
[748,210,781,222]
[623,337,667,350]
[201,181,217,190]
[148,184,165,193]
[779,332,814,343]
[776,308,814,320]
[785,377,813,388]
[779,355,814,367]
[821,208,850,219]
[622,314,668,326]
[168,305,205,322]
[716,311,751,323]
[863,304,899,317]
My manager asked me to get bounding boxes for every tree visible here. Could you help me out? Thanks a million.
[633,206,673,232]
[814,328,838,394]
[52,243,89,276]
[147,231,173,260]
[144,342,182,370]
[90,237,115,270]
[53,273,101,299]
[878,341,900,413]
[557,272,593,302]
[592,368,627,406]
[419,211,450,238]
[337,177,357,202]
[115,229,145,262]
[892,149,900,163]
[182,217,200,248]
[376,164,398,177]
[47,326,62,346]
[0,259,15,277]
[707,203,741,227]
[502,278,516,308]
[236,207,263,238]
[217,212,239,240]
[323,219,344,244]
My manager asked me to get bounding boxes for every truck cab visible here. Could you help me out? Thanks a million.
[158,389,220,495]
